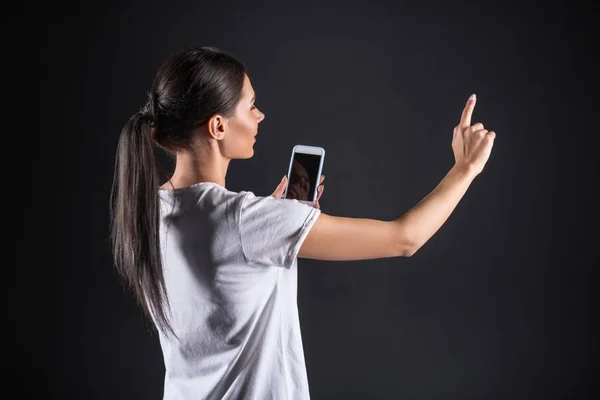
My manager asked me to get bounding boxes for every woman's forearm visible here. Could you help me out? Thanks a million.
[394,164,477,255]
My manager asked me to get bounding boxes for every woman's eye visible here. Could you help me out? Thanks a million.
[251,104,257,110]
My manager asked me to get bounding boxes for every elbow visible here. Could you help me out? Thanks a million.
[404,244,419,257]
[397,241,419,257]
[403,245,417,257]
[391,220,420,257]
[405,236,425,257]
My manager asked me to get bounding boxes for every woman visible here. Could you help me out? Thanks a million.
[110,46,495,399]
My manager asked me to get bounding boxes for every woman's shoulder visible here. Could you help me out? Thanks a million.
[158,182,252,213]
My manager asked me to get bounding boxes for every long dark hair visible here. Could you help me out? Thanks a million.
[109,46,247,336]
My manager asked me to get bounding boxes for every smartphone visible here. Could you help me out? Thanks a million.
[283,144,326,207]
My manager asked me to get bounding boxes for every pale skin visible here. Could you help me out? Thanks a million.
[158,73,325,208]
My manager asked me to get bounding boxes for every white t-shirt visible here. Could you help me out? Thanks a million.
[154,182,321,400]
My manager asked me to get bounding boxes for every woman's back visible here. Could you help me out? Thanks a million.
[156,182,320,399]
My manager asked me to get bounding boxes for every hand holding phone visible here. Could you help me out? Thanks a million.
[284,144,325,207]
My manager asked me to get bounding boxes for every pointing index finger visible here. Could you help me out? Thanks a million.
[460,94,477,128]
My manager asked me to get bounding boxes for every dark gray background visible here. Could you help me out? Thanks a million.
[28,0,598,398]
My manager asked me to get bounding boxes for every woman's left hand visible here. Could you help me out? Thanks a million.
[271,175,325,209]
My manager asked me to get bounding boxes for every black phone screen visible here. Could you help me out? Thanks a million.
[286,152,322,202]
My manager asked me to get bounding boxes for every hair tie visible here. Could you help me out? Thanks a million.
[139,90,158,126]
[148,90,159,118]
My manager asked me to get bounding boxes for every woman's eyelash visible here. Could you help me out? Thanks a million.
[251,104,257,109]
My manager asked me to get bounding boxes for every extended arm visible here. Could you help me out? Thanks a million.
[298,164,476,261]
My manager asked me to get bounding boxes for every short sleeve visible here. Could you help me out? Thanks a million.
[239,191,321,268]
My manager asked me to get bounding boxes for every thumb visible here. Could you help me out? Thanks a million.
[273,176,287,198]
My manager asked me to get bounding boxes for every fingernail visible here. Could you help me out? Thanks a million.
[281,176,286,181]
[469,94,476,101]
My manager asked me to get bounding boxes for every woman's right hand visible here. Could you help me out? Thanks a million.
[451,94,496,176]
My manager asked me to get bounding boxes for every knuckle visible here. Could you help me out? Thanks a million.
[470,122,484,131]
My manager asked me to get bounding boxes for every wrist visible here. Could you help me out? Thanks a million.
[451,163,478,181]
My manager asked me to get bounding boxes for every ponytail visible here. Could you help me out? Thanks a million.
[109,47,248,338]
[109,109,175,337]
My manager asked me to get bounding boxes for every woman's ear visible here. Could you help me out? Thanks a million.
[207,115,226,140]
